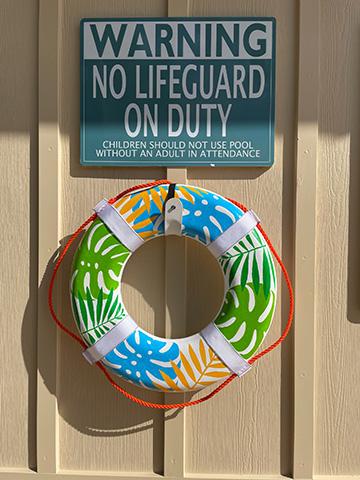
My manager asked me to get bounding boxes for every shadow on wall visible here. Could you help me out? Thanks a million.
[22,228,231,439]
[346,27,360,324]
[21,198,294,477]
[21,233,185,447]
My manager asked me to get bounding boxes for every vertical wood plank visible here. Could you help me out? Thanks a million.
[184,1,298,475]
[164,171,187,478]
[293,0,319,478]
[38,0,59,473]
[0,0,38,470]
[167,0,190,17]
[164,3,190,479]
[315,1,360,474]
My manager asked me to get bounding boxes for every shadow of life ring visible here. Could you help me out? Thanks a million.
[70,183,277,393]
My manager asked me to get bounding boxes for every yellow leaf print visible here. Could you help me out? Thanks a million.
[188,344,202,373]
[170,361,190,389]
[150,188,163,211]
[178,186,194,203]
[186,186,204,197]
[179,351,196,382]
[205,371,229,378]
[126,204,147,223]
[160,371,182,391]
[199,339,207,365]
[157,339,230,391]
[116,194,141,213]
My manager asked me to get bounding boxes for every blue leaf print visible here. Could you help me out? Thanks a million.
[179,189,244,244]
[102,328,180,389]
[118,185,244,245]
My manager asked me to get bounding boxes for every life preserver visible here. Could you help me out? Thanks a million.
[70,183,277,393]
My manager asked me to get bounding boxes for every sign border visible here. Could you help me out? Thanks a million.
[80,16,276,167]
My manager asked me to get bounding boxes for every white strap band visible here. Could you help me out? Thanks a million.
[83,315,138,364]
[200,323,251,377]
[164,197,183,236]
[207,210,260,258]
[94,199,144,252]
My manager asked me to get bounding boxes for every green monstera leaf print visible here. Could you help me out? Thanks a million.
[71,218,131,345]
[72,288,127,345]
[219,228,276,297]
[71,219,130,299]
[214,284,276,360]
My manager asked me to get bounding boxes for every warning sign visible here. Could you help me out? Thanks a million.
[80,18,276,166]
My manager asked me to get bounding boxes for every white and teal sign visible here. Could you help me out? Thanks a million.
[80,18,276,167]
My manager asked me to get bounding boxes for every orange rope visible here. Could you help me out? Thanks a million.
[48,180,294,409]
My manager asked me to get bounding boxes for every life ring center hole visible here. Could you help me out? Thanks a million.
[121,236,225,338]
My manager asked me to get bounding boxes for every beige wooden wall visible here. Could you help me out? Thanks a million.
[0,0,359,479]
